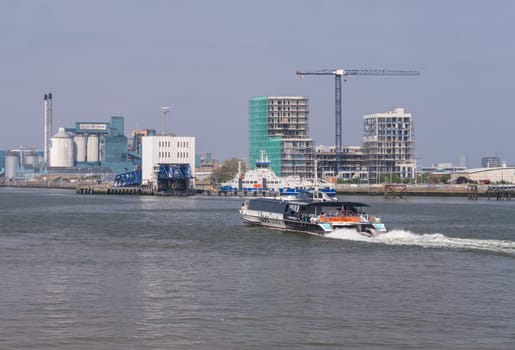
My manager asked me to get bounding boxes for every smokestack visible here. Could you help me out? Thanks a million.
[43,92,53,165]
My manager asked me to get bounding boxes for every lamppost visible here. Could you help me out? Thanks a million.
[389,160,394,184]
[160,106,171,135]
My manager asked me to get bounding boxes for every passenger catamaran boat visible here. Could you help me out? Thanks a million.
[239,190,387,237]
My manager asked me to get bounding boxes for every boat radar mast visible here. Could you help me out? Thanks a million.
[255,150,271,169]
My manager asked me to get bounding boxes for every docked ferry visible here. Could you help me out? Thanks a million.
[221,150,335,196]
[239,193,387,237]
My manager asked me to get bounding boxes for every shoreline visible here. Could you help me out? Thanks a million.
[0,181,495,199]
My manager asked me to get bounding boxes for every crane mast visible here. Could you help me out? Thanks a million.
[296,68,420,180]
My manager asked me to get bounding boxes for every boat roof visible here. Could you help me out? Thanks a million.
[299,201,370,208]
[249,198,369,208]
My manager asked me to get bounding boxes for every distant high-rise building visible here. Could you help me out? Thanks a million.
[481,156,501,168]
[458,154,468,168]
[248,96,314,178]
[362,108,416,183]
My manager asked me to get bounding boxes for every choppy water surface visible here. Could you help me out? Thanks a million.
[1,188,515,349]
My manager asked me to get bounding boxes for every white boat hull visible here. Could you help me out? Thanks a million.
[240,209,287,229]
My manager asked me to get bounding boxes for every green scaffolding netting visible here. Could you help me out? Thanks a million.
[248,97,282,176]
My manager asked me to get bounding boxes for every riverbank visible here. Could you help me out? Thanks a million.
[335,184,477,197]
[0,180,78,189]
[2,181,511,200]
[201,184,487,199]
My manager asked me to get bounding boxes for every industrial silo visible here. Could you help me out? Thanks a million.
[50,128,74,167]
[74,134,86,163]
[5,152,19,179]
[87,134,99,163]
[23,151,38,168]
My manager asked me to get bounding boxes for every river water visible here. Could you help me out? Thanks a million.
[1,187,514,349]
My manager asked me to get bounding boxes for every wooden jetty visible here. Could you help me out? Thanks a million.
[76,184,153,195]
[383,184,408,199]
[467,184,479,200]
[486,185,515,200]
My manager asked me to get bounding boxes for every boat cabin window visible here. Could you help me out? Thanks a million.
[341,205,363,216]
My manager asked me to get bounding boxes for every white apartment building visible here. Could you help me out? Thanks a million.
[362,108,416,182]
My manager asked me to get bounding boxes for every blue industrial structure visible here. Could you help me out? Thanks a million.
[159,164,192,180]
[0,150,5,174]
[113,164,192,190]
[157,164,193,192]
[113,169,142,187]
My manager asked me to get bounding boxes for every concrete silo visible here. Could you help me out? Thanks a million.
[23,151,39,169]
[5,152,19,179]
[87,134,99,163]
[50,128,74,167]
[74,134,86,163]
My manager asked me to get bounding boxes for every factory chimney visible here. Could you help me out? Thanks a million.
[43,92,53,165]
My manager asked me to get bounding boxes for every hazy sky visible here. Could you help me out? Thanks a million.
[1,0,514,167]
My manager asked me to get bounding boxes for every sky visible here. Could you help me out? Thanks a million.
[1,0,514,168]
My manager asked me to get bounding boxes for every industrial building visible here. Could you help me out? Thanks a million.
[248,96,314,179]
[48,116,134,173]
[0,93,55,181]
[141,135,195,192]
[451,167,515,184]
[0,150,5,175]
[2,147,43,180]
[129,129,157,158]
[0,93,200,191]
[362,108,416,183]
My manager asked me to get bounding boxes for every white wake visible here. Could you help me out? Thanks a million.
[325,228,515,256]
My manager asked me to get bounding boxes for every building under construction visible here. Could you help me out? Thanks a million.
[315,145,368,181]
[248,96,314,178]
[362,108,416,183]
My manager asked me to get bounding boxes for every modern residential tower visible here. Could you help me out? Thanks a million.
[362,108,416,183]
[248,96,314,178]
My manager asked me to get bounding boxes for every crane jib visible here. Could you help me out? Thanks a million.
[296,69,420,76]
